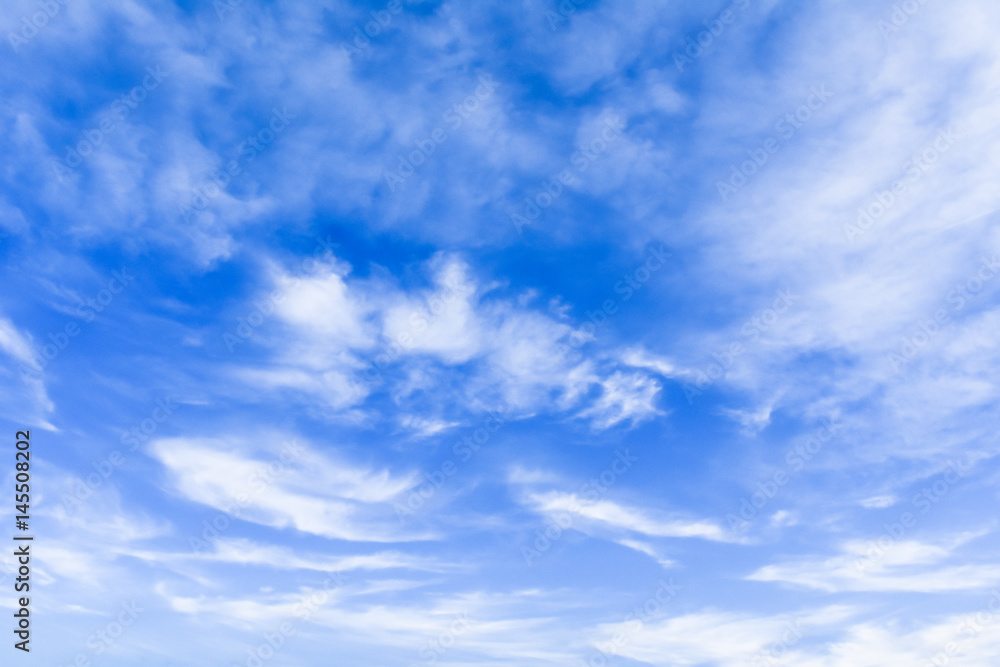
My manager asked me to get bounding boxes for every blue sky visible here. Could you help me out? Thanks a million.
[2,0,1000,664]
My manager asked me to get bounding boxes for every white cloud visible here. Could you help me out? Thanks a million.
[161,585,583,663]
[0,316,37,366]
[621,347,693,379]
[599,606,855,666]
[190,538,448,574]
[0,315,54,427]
[860,495,897,509]
[747,532,1000,593]
[527,491,733,542]
[149,436,424,542]
[273,258,376,350]
[238,251,661,429]
[381,257,484,363]
[614,538,677,568]
[577,371,663,428]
